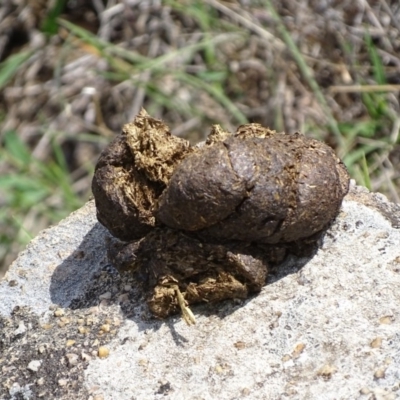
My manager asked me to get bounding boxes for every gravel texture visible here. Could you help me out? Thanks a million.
[1,182,400,400]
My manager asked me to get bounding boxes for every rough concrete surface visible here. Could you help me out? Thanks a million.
[1,182,400,400]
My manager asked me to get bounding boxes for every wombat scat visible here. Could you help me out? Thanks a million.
[157,127,349,244]
[92,109,350,319]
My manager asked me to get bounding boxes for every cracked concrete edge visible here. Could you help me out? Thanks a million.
[345,182,400,229]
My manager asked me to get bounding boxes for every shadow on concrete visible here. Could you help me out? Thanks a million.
[50,222,315,346]
[49,222,111,309]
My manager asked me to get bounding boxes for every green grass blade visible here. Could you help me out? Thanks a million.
[3,131,32,168]
[360,152,371,190]
[58,18,242,75]
[343,145,378,168]
[41,0,67,35]
[365,32,386,85]
[0,51,33,90]
[0,175,49,208]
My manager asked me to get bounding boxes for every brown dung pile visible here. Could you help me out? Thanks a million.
[93,110,349,322]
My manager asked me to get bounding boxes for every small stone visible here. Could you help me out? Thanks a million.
[292,343,306,358]
[37,377,45,386]
[14,321,26,336]
[359,387,371,395]
[78,326,90,334]
[370,337,383,348]
[234,341,246,349]
[66,353,79,366]
[66,339,76,347]
[58,379,68,387]
[81,352,92,362]
[54,308,65,317]
[379,316,393,325]
[124,285,132,292]
[374,367,386,379]
[215,364,223,374]
[27,360,42,372]
[317,364,336,379]
[99,292,112,300]
[100,324,110,333]
[98,346,110,359]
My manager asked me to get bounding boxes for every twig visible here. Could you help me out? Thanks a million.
[329,84,400,93]
[174,285,196,326]
[160,276,196,326]
[203,0,284,51]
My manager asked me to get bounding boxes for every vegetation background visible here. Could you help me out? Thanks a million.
[1,0,400,276]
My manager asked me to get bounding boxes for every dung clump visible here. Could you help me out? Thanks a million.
[92,109,350,321]
[91,110,192,241]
